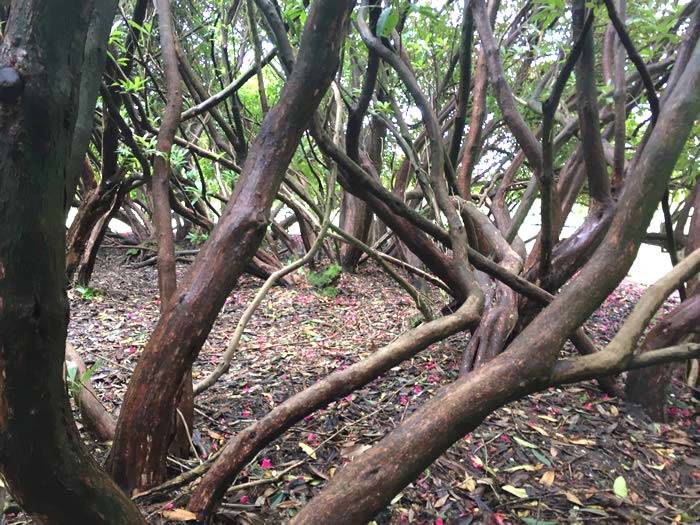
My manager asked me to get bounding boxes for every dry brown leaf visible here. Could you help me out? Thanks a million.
[340,442,371,460]
[540,471,555,487]
[458,473,476,492]
[569,438,596,446]
[565,491,583,506]
[162,508,197,521]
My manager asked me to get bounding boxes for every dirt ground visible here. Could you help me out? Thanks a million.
[6,249,698,524]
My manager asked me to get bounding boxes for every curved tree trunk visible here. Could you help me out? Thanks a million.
[626,179,700,418]
[625,294,700,420]
[0,1,144,522]
[291,32,700,523]
[65,344,117,442]
[75,181,129,286]
[107,0,356,494]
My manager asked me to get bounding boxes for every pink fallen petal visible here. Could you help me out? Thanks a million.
[261,457,272,469]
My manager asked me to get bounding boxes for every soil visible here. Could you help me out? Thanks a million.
[5,249,698,524]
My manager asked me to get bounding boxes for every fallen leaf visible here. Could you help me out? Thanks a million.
[569,438,596,446]
[504,464,540,472]
[527,423,549,436]
[513,436,538,449]
[458,473,476,492]
[299,441,317,459]
[162,508,197,521]
[502,485,528,498]
[340,442,371,460]
[613,476,628,498]
[565,491,583,506]
[540,471,555,487]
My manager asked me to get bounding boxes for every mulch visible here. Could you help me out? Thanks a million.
[6,250,697,524]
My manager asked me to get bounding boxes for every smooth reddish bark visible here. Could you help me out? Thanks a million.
[107,0,355,494]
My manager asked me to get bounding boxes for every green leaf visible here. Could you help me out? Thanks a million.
[513,436,538,449]
[299,441,317,459]
[502,484,528,498]
[376,6,399,38]
[531,448,552,466]
[613,476,628,498]
[269,491,286,507]
[523,519,557,525]
[66,362,78,382]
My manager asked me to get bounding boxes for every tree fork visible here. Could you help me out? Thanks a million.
[107,0,356,494]
[291,40,700,523]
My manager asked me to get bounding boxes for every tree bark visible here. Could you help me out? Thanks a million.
[65,344,117,442]
[625,294,700,420]
[152,0,182,309]
[152,0,195,460]
[0,1,144,522]
[291,39,700,523]
[107,0,355,494]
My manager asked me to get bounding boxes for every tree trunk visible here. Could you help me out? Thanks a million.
[339,191,373,271]
[625,294,700,420]
[65,161,120,281]
[152,0,193,460]
[75,181,129,286]
[626,178,700,418]
[0,1,144,522]
[291,36,700,522]
[107,0,355,494]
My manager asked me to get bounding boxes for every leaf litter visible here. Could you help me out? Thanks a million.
[6,251,697,524]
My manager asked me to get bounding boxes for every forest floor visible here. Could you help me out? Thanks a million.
[9,250,698,524]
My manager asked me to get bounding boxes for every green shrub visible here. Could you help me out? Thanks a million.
[307,263,342,297]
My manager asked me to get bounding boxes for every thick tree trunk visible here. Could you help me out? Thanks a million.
[291,38,700,523]
[625,295,700,420]
[0,1,144,523]
[107,0,355,494]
